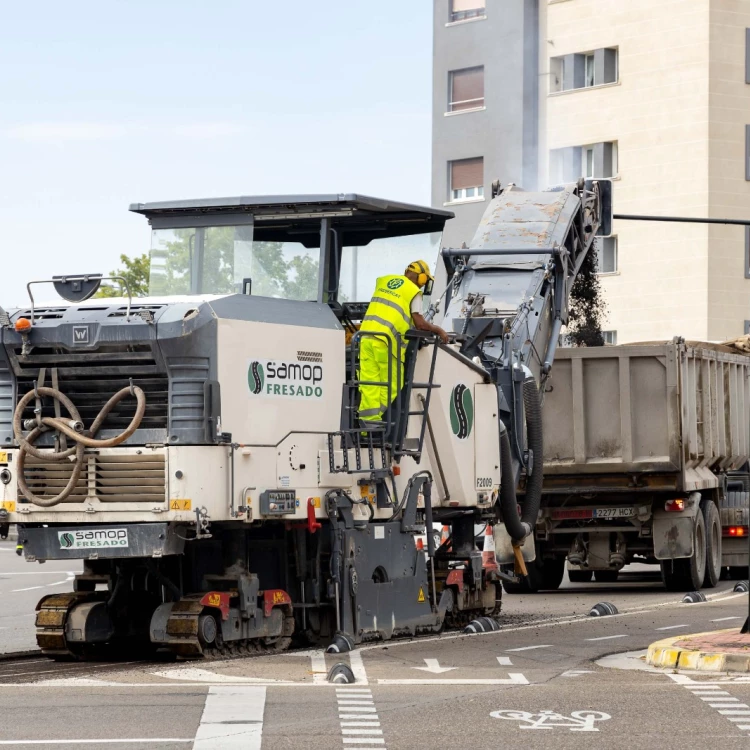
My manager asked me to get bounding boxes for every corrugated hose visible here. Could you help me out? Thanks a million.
[12,385,146,507]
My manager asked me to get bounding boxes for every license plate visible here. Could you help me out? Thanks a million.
[593,507,634,519]
[551,507,634,520]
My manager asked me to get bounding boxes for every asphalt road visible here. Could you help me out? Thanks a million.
[0,563,749,748]
[0,540,81,653]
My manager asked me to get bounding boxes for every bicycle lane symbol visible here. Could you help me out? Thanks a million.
[490,709,611,732]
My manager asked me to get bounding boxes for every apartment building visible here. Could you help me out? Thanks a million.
[432,0,750,343]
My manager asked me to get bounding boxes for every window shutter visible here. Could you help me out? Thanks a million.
[452,0,485,12]
[451,158,483,190]
[451,67,484,110]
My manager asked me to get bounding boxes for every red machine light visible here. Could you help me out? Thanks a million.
[724,526,748,537]
[664,498,685,512]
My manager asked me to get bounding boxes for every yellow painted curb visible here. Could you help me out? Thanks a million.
[646,629,750,672]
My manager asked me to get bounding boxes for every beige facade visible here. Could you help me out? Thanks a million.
[541,0,750,343]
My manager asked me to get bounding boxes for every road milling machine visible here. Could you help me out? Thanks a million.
[0,181,610,658]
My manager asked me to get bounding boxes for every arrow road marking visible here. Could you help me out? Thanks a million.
[414,659,457,674]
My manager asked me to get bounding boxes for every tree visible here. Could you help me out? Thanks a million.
[95,253,151,298]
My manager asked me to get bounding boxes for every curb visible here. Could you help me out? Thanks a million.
[647,629,750,672]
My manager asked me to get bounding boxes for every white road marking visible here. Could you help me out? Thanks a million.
[349,650,369,684]
[711,617,743,622]
[45,580,73,587]
[560,670,593,678]
[505,645,552,652]
[0,741,191,745]
[585,634,629,641]
[718,709,750,715]
[414,658,456,674]
[10,586,44,593]
[377,673,529,686]
[655,624,690,631]
[497,657,512,666]
[0,571,78,576]
[310,650,328,685]
[698,694,732,699]
[193,685,265,749]
[336,688,386,749]
[152,667,294,685]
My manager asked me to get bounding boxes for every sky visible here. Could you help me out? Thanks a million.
[0,1,433,307]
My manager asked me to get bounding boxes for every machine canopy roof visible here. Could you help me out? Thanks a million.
[129,194,454,248]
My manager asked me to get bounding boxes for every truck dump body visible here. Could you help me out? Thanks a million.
[543,340,750,492]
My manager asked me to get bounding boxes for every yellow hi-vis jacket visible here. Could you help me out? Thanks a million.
[360,275,421,360]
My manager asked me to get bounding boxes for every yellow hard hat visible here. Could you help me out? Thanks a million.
[406,260,434,289]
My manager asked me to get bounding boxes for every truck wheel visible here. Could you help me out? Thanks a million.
[701,500,721,589]
[594,570,619,583]
[660,510,707,591]
[568,569,593,583]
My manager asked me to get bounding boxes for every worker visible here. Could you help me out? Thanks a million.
[358,260,449,425]
[15,540,22,556]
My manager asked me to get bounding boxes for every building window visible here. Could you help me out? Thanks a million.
[449,67,485,112]
[746,29,750,84]
[450,0,485,23]
[549,141,617,183]
[449,157,484,202]
[745,321,750,335]
[602,331,617,346]
[746,125,750,181]
[745,226,750,279]
[550,48,618,93]
[584,147,594,178]
[597,236,617,274]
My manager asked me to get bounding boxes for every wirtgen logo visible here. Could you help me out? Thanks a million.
[247,359,324,400]
[449,383,474,440]
[58,529,129,550]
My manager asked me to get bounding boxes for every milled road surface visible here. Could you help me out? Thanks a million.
[0,564,749,748]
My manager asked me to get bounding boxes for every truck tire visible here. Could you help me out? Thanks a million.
[568,569,593,583]
[594,569,619,583]
[660,510,707,591]
[502,556,565,594]
[701,500,721,589]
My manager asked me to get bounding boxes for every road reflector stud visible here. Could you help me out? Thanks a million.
[464,616,500,634]
[417,587,426,603]
[681,591,707,603]
[589,602,618,617]
[326,632,354,654]
[733,581,749,593]
[328,663,355,684]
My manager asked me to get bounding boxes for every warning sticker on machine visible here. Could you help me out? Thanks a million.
[58,529,129,550]
[417,587,426,603]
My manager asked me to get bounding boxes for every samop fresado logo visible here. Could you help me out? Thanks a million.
[449,383,474,440]
[247,359,324,399]
[60,532,74,549]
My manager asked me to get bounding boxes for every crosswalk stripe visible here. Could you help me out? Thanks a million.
[193,685,265,749]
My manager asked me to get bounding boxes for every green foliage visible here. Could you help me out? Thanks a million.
[148,226,320,299]
[95,253,151,298]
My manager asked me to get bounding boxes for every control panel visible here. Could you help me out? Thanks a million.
[260,490,298,515]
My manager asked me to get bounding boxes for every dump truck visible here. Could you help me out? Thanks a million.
[0,181,611,658]
[498,339,750,592]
